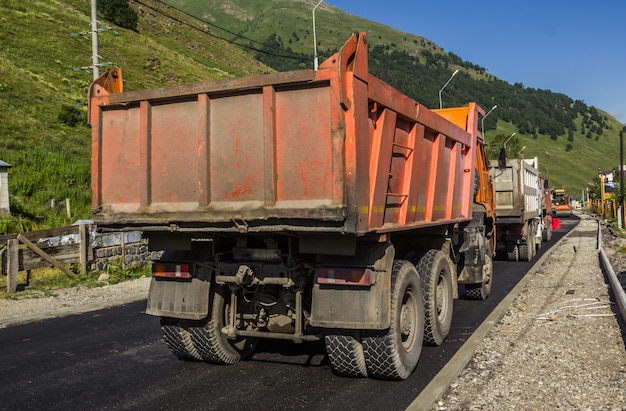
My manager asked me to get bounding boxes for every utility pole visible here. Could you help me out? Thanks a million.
[619,128,624,228]
[91,0,99,79]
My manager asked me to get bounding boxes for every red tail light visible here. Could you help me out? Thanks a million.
[152,263,191,279]
[317,268,372,286]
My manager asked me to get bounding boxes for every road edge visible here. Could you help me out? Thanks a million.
[405,218,580,411]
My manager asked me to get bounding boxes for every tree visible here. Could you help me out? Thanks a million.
[98,0,138,31]
[587,175,602,200]
[487,134,522,160]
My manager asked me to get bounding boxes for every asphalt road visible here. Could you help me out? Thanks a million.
[0,217,578,411]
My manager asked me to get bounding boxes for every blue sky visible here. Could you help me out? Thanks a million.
[326,1,626,124]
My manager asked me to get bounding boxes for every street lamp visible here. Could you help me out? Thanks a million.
[503,132,516,152]
[481,104,497,138]
[438,69,459,109]
[312,0,323,70]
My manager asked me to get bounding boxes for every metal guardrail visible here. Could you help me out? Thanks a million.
[597,221,626,325]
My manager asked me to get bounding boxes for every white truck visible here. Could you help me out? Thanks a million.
[490,155,543,261]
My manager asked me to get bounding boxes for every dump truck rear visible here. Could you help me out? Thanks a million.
[89,33,495,380]
[490,156,542,261]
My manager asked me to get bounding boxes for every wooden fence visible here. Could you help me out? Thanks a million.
[0,225,93,293]
[589,198,619,220]
[1,224,154,293]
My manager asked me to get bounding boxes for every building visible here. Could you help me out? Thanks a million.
[0,160,11,215]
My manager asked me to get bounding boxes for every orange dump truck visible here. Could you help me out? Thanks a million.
[89,33,494,380]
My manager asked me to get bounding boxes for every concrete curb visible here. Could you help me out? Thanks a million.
[406,220,579,411]
[597,222,626,325]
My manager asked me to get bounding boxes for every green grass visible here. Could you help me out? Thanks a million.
[0,0,271,233]
[163,0,452,68]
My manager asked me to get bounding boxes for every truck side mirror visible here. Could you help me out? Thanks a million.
[497,148,507,170]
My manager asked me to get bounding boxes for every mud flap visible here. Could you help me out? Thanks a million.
[146,278,210,320]
[310,243,393,330]
[458,224,486,284]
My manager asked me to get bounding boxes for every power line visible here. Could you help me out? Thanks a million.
[152,0,273,49]
[129,0,310,62]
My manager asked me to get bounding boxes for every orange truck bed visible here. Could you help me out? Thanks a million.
[89,33,482,235]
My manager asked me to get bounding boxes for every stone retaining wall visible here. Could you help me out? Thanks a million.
[91,240,163,272]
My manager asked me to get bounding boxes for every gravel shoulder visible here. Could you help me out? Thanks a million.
[0,276,151,329]
[424,213,626,411]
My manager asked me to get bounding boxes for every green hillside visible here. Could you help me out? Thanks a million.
[164,0,625,197]
[0,0,270,233]
[0,0,623,233]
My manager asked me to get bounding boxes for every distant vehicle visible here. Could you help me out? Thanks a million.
[490,155,543,262]
[552,189,572,217]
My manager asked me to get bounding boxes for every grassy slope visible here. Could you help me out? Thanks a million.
[494,115,623,195]
[0,0,270,232]
[164,0,623,197]
[0,0,621,235]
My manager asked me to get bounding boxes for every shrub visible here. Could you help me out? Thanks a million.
[57,105,83,127]
[98,0,138,31]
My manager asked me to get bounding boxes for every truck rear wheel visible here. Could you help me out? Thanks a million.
[417,249,453,346]
[466,241,493,300]
[160,318,202,361]
[519,231,535,261]
[507,245,519,262]
[362,260,424,380]
[518,244,530,261]
[325,333,368,377]
[189,284,257,364]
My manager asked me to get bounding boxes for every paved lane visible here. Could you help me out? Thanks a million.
[0,217,577,410]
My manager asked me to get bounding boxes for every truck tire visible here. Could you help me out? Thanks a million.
[507,245,519,262]
[325,333,368,377]
[160,318,203,361]
[519,229,535,261]
[362,260,424,380]
[465,241,493,300]
[189,284,257,364]
[542,227,552,242]
[518,244,530,261]
[416,249,453,346]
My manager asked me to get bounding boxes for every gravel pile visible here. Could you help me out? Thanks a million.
[430,214,626,411]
